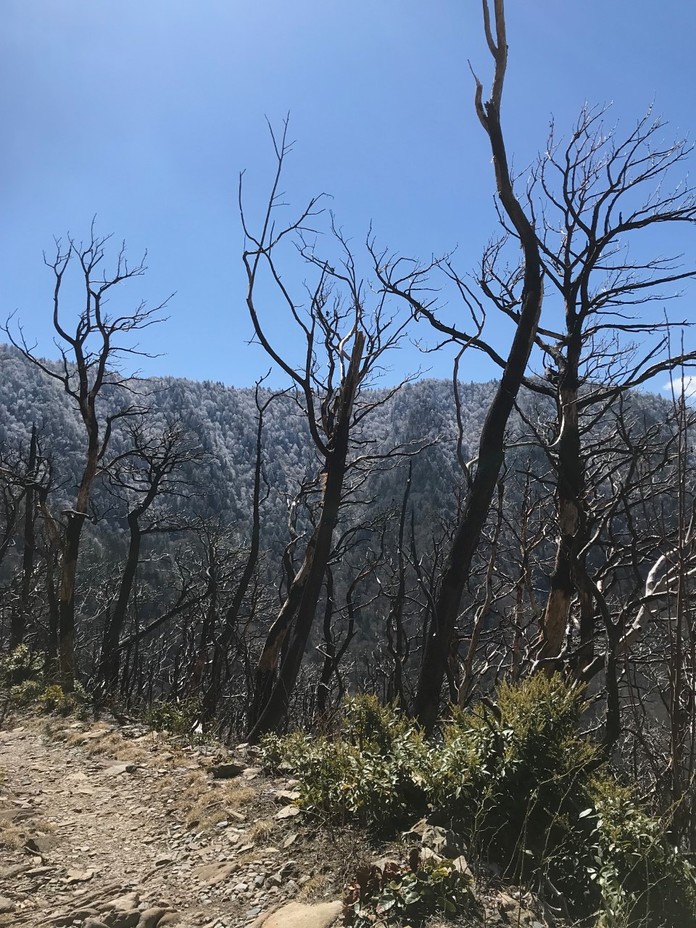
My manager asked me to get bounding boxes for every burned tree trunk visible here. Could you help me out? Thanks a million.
[413,0,543,733]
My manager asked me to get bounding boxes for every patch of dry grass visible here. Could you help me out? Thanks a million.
[183,779,258,830]
[51,725,151,765]
[297,872,333,902]
[0,819,27,850]
[220,782,257,807]
[249,818,275,844]
[91,735,149,762]
[185,794,230,829]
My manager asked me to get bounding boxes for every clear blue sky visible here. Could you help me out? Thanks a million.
[2,1,695,388]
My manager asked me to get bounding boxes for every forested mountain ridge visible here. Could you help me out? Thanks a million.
[0,336,682,708]
[0,341,672,546]
[0,341,504,545]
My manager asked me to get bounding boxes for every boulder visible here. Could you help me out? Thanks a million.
[251,900,343,928]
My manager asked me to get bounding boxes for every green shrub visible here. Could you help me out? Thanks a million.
[144,698,200,734]
[8,678,44,707]
[433,674,600,907]
[0,646,53,709]
[260,677,696,927]
[338,693,415,753]
[589,777,696,928]
[0,645,44,688]
[37,682,88,715]
[344,854,477,927]
[261,699,431,832]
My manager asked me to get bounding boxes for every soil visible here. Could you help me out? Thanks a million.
[0,712,551,928]
[0,712,358,928]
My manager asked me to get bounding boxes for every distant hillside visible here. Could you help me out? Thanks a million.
[0,343,492,549]
[0,342,673,560]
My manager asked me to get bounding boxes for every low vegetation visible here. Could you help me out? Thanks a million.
[3,656,695,926]
[260,677,696,928]
[0,645,89,718]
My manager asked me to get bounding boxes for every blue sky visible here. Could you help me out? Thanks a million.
[2,1,696,388]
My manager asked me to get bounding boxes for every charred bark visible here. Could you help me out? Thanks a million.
[413,0,543,732]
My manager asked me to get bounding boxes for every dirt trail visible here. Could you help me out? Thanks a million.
[0,716,338,928]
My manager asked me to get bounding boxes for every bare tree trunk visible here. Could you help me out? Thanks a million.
[203,392,267,722]
[315,568,336,716]
[413,0,543,733]
[247,334,364,740]
[11,425,37,650]
[539,343,584,662]
[58,514,86,690]
[385,464,412,706]
[97,512,142,694]
[457,479,504,707]
[58,449,96,691]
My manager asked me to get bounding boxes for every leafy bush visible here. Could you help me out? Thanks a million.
[8,678,44,707]
[590,777,696,928]
[144,698,200,734]
[338,693,415,753]
[0,646,92,717]
[0,645,48,708]
[432,674,600,907]
[261,677,696,927]
[344,853,477,927]
[38,682,89,715]
[261,697,431,832]
[0,644,44,686]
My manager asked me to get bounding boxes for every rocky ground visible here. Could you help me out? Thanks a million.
[0,713,552,928]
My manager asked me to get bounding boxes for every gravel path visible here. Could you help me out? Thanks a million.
[0,717,325,928]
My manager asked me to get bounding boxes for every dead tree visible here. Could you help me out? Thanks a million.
[517,106,696,669]
[4,227,169,689]
[240,122,412,739]
[0,427,47,651]
[201,379,275,724]
[96,418,203,695]
[375,0,543,732]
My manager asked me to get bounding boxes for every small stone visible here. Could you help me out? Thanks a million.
[242,766,263,779]
[208,762,245,779]
[279,860,297,878]
[273,789,301,804]
[450,855,473,878]
[251,900,342,928]
[106,891,141,912]
[27,865,54,876]
[194,861,239,885]
[275,805,300,820]
[108,913,141,928]
[66,868,96,883]
[156,913,182,925]
[69,908,101,921]
[104,763,138,777]
[0,864,31,879]
[0,897,15,914]
[136,907,170,928]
